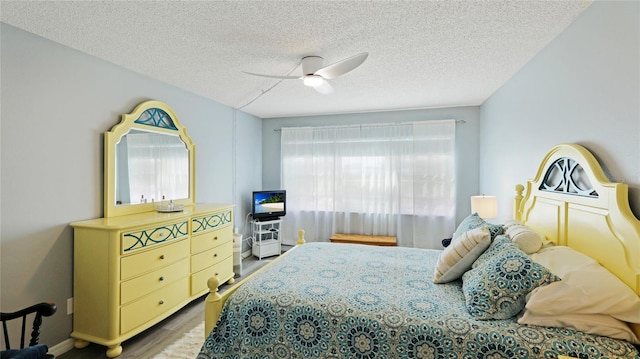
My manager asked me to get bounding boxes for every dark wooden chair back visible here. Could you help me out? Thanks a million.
[1,302,56,350]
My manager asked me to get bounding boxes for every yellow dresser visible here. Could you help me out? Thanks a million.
[70,203,234,358]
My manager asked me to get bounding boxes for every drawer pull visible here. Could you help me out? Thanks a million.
[214,253,218,257]
[213,236,218,240]
[159,276,164,281]
[159,300,165,305]
[215,272,219,276]
[160,254,165,260]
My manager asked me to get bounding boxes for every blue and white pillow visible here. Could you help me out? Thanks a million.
[453,213,503,240]
[461,235,560,320]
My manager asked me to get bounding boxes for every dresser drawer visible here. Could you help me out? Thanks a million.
[122,221,189,254]
[191,256,233,295]
[121,239,189,280]
[191,226,232,254]
[191,210,233,236]
[120,278,189,335]
[120,258,189,305]
[191,240,233,273]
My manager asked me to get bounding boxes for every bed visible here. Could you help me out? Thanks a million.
[198,143,640,359]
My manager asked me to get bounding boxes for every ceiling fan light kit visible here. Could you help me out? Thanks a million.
[303,75,324,87]
[243,52,369,94]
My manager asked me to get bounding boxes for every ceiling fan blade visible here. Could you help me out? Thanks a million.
[242,71,300,80]
[314,52,368,79]
[312,80,334,95]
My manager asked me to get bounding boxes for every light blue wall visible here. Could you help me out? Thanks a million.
[480,0,640,221]
[234,109,263,248]
[0,23,262,347]
[262,107,481,226]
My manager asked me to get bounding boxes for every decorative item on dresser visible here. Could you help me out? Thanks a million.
[70,100,234,358]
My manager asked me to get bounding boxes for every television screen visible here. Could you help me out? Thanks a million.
[252,190,286,221]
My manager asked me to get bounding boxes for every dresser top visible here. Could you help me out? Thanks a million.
[71,203,234,229]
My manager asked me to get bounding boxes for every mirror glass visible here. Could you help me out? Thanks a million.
[115,129,189,206]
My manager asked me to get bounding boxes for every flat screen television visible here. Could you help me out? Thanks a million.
[252,190,286,221]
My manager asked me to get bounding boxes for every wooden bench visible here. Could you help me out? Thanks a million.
[329,233,397,246]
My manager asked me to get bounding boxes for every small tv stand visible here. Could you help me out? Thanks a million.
[251,218,282,260]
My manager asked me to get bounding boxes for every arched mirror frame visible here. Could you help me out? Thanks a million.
[104,100,196,217]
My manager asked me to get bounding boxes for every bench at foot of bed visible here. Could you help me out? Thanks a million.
[330,233,397,246]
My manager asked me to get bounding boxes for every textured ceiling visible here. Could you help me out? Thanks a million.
[1,1,591,118]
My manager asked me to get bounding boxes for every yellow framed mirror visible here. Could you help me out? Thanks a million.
[104,100,196,217]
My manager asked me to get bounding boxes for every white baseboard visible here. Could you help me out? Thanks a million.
[242,250,251,259]
[48,338,75,356]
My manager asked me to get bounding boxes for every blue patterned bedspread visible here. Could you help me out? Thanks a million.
[198,243,639,359]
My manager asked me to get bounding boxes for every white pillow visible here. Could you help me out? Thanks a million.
[527,246,640,324]
[433,226,491,284]
[518,310,639,344]
[503,219,522,229]
[504,220,544,254]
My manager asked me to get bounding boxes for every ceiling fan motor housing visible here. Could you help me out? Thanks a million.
[302,56,324,75]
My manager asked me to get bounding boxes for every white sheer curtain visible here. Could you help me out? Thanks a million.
[280,120,456,249]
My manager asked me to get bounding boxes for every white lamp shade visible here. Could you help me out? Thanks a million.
[470,195,498,219]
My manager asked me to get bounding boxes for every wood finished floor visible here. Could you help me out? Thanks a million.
[59,252,283,359]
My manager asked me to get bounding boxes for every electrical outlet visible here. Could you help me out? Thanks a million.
[67,297,73,315]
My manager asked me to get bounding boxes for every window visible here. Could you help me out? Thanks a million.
[280,120,456,248]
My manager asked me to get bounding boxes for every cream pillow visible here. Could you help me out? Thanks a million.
[527,246,640,324]
[518,310,639,344]
[503,219,521,229]
[504,220,544,254]
[433,226,491,284]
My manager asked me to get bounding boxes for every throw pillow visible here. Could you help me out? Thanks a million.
[0,344,49,359]
[433,227,491,283]
[504,221,544,254]
[453,213,503,241]
[462,236,560,320]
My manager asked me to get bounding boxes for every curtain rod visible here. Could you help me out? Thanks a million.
[272,119,465,132]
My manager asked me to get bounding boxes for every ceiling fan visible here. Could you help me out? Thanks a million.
[243,52,369,94]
